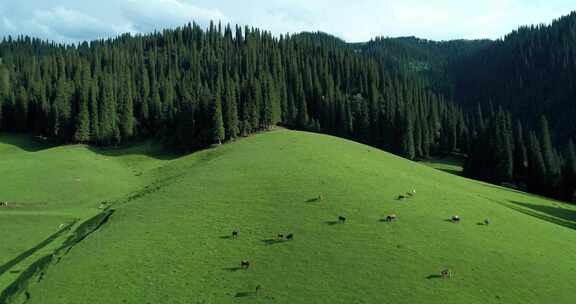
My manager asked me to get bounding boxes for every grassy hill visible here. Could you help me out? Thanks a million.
[2,130,576,303]
[0,134,167,298]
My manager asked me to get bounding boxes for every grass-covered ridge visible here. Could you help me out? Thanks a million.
[2,130,576,304]
[0,133,169,300]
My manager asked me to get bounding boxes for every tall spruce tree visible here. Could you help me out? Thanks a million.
[513,120,528,181]
[527,132,547,194]
[119,73,135,140]
[539,116,561,193]
[15,86,28,131]
[223,77,239,140]
[562,140,576,201]
[492,111,514,183]
[210,85,225,144]
[73,86,91,143]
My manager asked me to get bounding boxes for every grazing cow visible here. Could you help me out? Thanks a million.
[451,216,460,223]
[255,284,262,295]
[0,201,7,207]
[318,194,324,201]
[441,269,452,278]
[241,260,250,269]
[232,230,238,239]
[277,234,284,240]
[338,216,346,223]
[286,233,294,240]
[386,214,398,222]
[397,195,406,200]
[484,219,490,225]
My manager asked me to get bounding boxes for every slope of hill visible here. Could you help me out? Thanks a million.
[0,133,170,300]
[3,130,574,304]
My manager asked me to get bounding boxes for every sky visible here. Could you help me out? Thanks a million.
[0,0,574,43]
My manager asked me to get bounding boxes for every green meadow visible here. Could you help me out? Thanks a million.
[1,130,576,303]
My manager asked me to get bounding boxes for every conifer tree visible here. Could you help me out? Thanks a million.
[539,116,561,193]
[513,120,528,180]
[222,77,237,140]
[52,77,72,138]
[0,65,9,128]
[99,75,117,144]
[89,81,100,141]
[400,110,416,160]
[562,140,576,201]
[527,132,547,193]
[492,112,514,182]
[15,86,28,131]
[74,86,91,143]
[120,73,135,140]
[210,86,225,144]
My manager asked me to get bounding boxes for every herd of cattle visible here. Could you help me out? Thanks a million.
[227,189,492,280]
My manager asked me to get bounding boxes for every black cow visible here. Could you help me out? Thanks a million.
[286,233,294,240]
[241,260,250,269]
[232,230,238,239]
[386,214,397,222]
[338,216,346,223]
[277,234,284,240]
[484,219,490,225]
[451,216,460,223]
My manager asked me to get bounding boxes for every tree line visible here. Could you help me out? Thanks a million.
[360,13,576,203]
[0,23,464,159]
[452,12,576,202]
[463,107,576,202]
[0,17,574,203]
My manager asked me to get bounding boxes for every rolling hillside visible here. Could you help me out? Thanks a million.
[0,134,168,300]
[2,130,576,304]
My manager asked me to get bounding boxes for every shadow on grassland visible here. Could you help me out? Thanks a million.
[235,291,255,298]
[426,274,442,279]
[88,140,183,161]
[422,155,465,176]
[0,222,75,276]
[502,200,576,231]
[0,134,56,152]
[437,168,463,176]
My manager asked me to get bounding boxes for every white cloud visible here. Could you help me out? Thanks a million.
[393,6,452,24]
[31,7,129,41]
[0,0,573,43]
[122,0,228,33]
[0,0,229,43]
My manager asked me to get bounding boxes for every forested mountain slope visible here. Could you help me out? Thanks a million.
[454,11,576,141]
[361,13,576,201]
[0,13,575,202]
[0,24,463,162]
